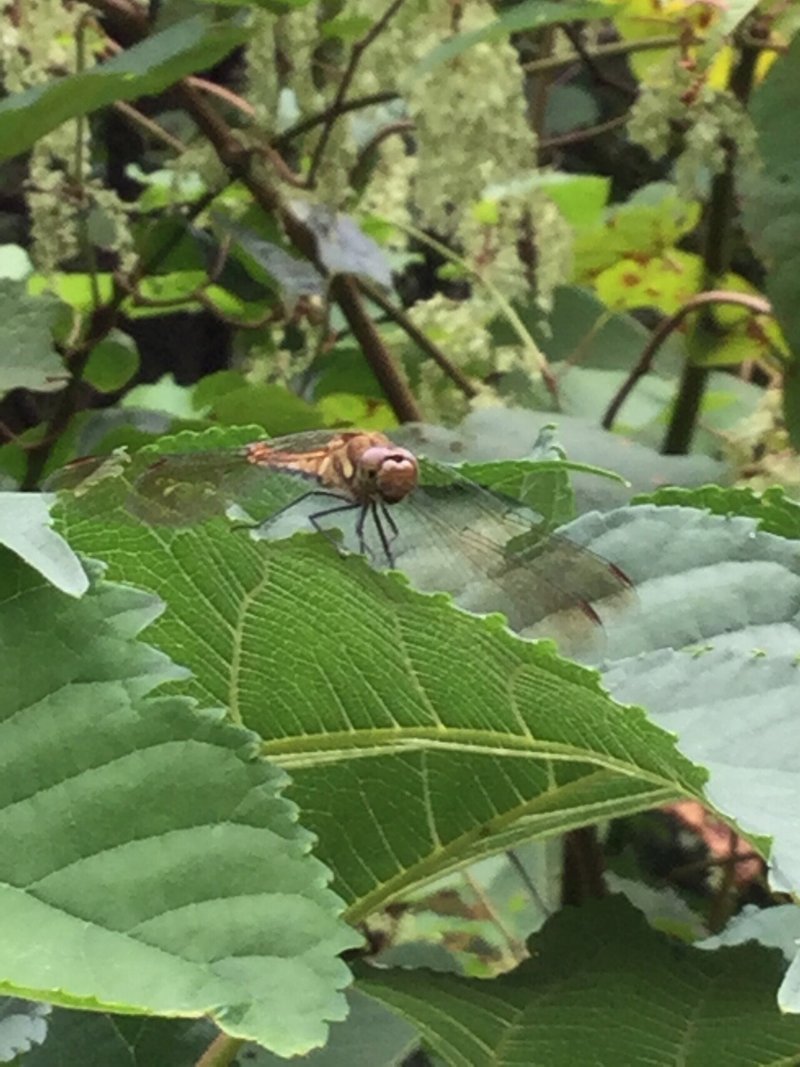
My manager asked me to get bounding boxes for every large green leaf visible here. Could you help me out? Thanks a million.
[357,896,800,1066]
[0,550,357,1057]
[564,502,800,663]
[0,15,249,161]
[49,429,716,916]
[51,429,800,912]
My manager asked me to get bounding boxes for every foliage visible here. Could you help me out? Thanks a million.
[2,0,800,1063]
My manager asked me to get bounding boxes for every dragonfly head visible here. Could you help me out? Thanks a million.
[357,445,418,504]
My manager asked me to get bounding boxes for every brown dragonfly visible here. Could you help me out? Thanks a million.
[51,428,632,642]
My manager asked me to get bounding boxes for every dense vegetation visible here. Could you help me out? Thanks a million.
[2,1,800,1064]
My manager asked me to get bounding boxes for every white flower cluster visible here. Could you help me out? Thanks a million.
[629,75,758,200]
[244,11,282,131]
[404,12,536,233]
[409,292,492,379]
[358,135,417,238]
[673,88,758,199]
[0,0,86,92]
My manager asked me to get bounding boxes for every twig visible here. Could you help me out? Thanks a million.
[306,0,407,188]
[168,77,420,420]
[602,290,773,431]
[197,291,277,330]
[185,75,256,117]
[74,13,102,314]
[348,119,414,188]
[537,111,629,151]
[358,277,477,398]
[559,21,637,98]
[121,233,231,310]
[194,1032,243,1067]
[112,100,187,152]
[274,90,399,147]
[521,32,699,75]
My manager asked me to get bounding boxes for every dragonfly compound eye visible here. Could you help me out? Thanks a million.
[369,449,418,504]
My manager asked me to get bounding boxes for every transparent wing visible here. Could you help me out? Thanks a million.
[48,444,330,527]
[385,476,633,655]
[130,448,262,524]
[129,431,355,523]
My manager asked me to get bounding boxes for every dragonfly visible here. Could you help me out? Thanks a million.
[51,429,633,647]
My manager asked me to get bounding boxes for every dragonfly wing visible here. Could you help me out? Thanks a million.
[50,446,322,528]
[390,478,632,645]
[130,450,256,524]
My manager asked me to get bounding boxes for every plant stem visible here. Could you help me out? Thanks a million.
[662,24,763,455]
[603,291,773,431]
[391,220,558,399]
[274,90,400,147]
[521,32,694,75]
[358,277,478,398]
[195,1032,243,1067]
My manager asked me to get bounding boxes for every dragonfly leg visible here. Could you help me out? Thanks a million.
[309,499,362,556]
[370,501,396,568]
[234,489,347,534]
[380,502,400,542]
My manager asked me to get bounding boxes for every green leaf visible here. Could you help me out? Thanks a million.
[312,344,383,399]
[0,15,249,161]
[0,280,64,397]
[0,493,87,597]
[631,483,800,540]
[544,83,599,136]
[564,502,800,663]
[316,393,396,429]
[222,223,324,304]
[84,329,140,394]
[605,644,800,889]
[122,375,197,419]
[209,383,326,435]
[393,409,726,505]
[482,174,610,229]
[415,1,608,76]
[28,273,115,311]
[357,896,800,1066]
[0,550,358,1056]
[51,431,711,916]
[289,204,393,288]
[573,183,700,281]
[700,905,800,1013]
[20,1010,213,1067]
